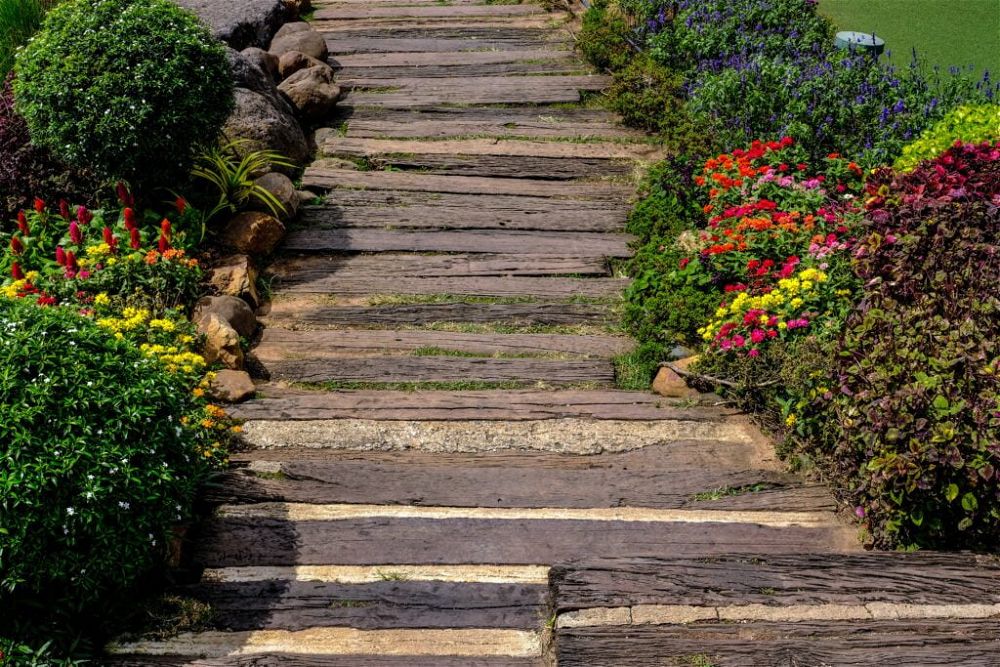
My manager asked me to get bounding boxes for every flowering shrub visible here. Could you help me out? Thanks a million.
[0,298,234,646]
[13,0,234,189]
[894,104,1000,171]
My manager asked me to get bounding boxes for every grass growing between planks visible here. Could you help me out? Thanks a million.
[818,0,1000,77]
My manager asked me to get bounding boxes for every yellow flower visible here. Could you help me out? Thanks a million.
[85,243,112,258]
[149,319,177,332]
[778,321,788,331]
[94,293,111,307]
[785,414,797,427]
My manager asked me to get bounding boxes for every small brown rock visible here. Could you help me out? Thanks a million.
[278,50,329,79]
[241,46,280,81]
[206,255,260,307]
[269,21,328,61]
[652,365,698,399]
[209,369,257,403]
[222,211,286,256]
[278,64,342,121]
[296,189,320,206]
[194,295,258,339]
[282,0,311,19]
[197,314,244,370]
[252,171,299,220]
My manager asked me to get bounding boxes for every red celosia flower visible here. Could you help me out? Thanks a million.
[158,233,170,253]
[103,226,118,251]
[69,221,83,245]
[116,182,134,207]
[130,227,141,250]
[124,207,137,231]
[59,199,71,221]
[10,237,24,255]
[56,246,67,266]
[678,257,691,269]
[77,206,92,226]
[175,197,187,214]
[11,262,24,280]
[160,218,172,240]
[65,251,78,271]
[16,211,28,236]
[33,198,45,214]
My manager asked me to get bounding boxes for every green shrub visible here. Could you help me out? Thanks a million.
[0,638,87,667]
[577,0,633,73]
[13,0,234,190]
[894,104,1000,172]
[0,298,216,646]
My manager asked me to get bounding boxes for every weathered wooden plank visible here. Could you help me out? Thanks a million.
[315,17,558,33]
[108,656,540,667]
[260,357,616,385]
[336,60,586,80]
[254,329,632,359]
[208,446,828,511]
[302,167,630,200]
[317,5,545,19]
[191,517,851,568]
[556,622,1000,667]
[260,301,614,327]
[180,580,547,631]
[328,104,621,125]
[329,152,628,179]
[268,275,627,298]
[320,137,655,161]
[281,229,632,257]
[343,75,609,108]
[551,553,1000,611]
[269,254,611,280]
[230,388,722,422]
[298,196,627,231]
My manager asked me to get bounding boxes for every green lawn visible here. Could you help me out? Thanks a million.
[819,0,1000,78]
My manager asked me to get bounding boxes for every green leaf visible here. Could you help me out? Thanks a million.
[945,483,959,502]
[961,493,979,512]
[932,395,950,411]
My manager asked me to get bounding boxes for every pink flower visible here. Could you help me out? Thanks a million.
[732,334,746,348]
[55,246,67,266]
[59,199,71,221]
[748,348,760,358]
[76,206,92,226]
[69,221,83,245]
[750,329,766,344]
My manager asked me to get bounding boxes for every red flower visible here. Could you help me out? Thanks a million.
[103,226,118,251]
[69,221,83,245]
[123,207,137,231]
[10,262,24,280]
[65,251,78,271]
[158,233,170,254]
[10,237,24,255]
[175,197,187,214]
[16,211,28,236]
[76,206,92,226]
[56,246,67,266]
[780,136,795,147]
[129,227,141,250]
[160,218,172,241]
[33,198,45,214]
[59,199,71,221]
[116,182,134,207]
[678,257,691,269]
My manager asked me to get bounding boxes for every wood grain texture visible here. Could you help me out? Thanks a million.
[260,356,616,385]
[317,5,545,19]
[180,580,547,631]
[551,553,1000,611]
[556,622,1000,667]
[302,167,630,199]
[208,447,829,511]
[191,517,851,568]
[230,388,725,422]
[299,193,628,232]
[260,301,615,327]
[320,137,656,160]
[254,328,632,359]
[268,253,611,280]
[107,656,541,666]
[266,276,627,298]
[280,229,632,257]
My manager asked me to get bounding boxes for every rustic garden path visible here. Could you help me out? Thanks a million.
[109,1,1000,664]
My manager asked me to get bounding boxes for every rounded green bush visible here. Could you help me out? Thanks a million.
[894,104,1000,172]
[0,298,209,636]
[13,0,234,189]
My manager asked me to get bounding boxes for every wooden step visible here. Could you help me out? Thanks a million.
[253,329,632,359]
[298,195,627,231]
[260,356,616,386]
[342,75,609,108]
[280,229,633,257]
[260,300,616,328]
[209,446,835,512]
[336,58,586,80]
[191,510,852,569]
[230,388,726,422]
[324,27,565,55]
[269,254,611,282]
[110,657,541,666]
[268,275,626,298]
[318,5,547,20]
[302,166,630,200]
[552,553,1000,666]
[330,105,636,141]
[175,580,548,631]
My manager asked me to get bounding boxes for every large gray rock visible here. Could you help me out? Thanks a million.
[173,0,290,49]
[278,65,341,121]
[222,88,310,166]
[268,21,328,61]
[252,172,299,220]
[242,46,280,82]
[225,48,292,115]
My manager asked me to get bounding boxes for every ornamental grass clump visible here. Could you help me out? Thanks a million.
[0,298,226,645]
[817,141,1000,549]
[13,0,234,190]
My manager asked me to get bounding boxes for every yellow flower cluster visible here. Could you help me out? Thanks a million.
[85,243,112,258]
[140,343,206,374]
[94,293,111,307]
[149,318,177,332]
[699,268,829,341]
[97,307,151,338]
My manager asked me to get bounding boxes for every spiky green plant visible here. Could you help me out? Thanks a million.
[191,139,295,221]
